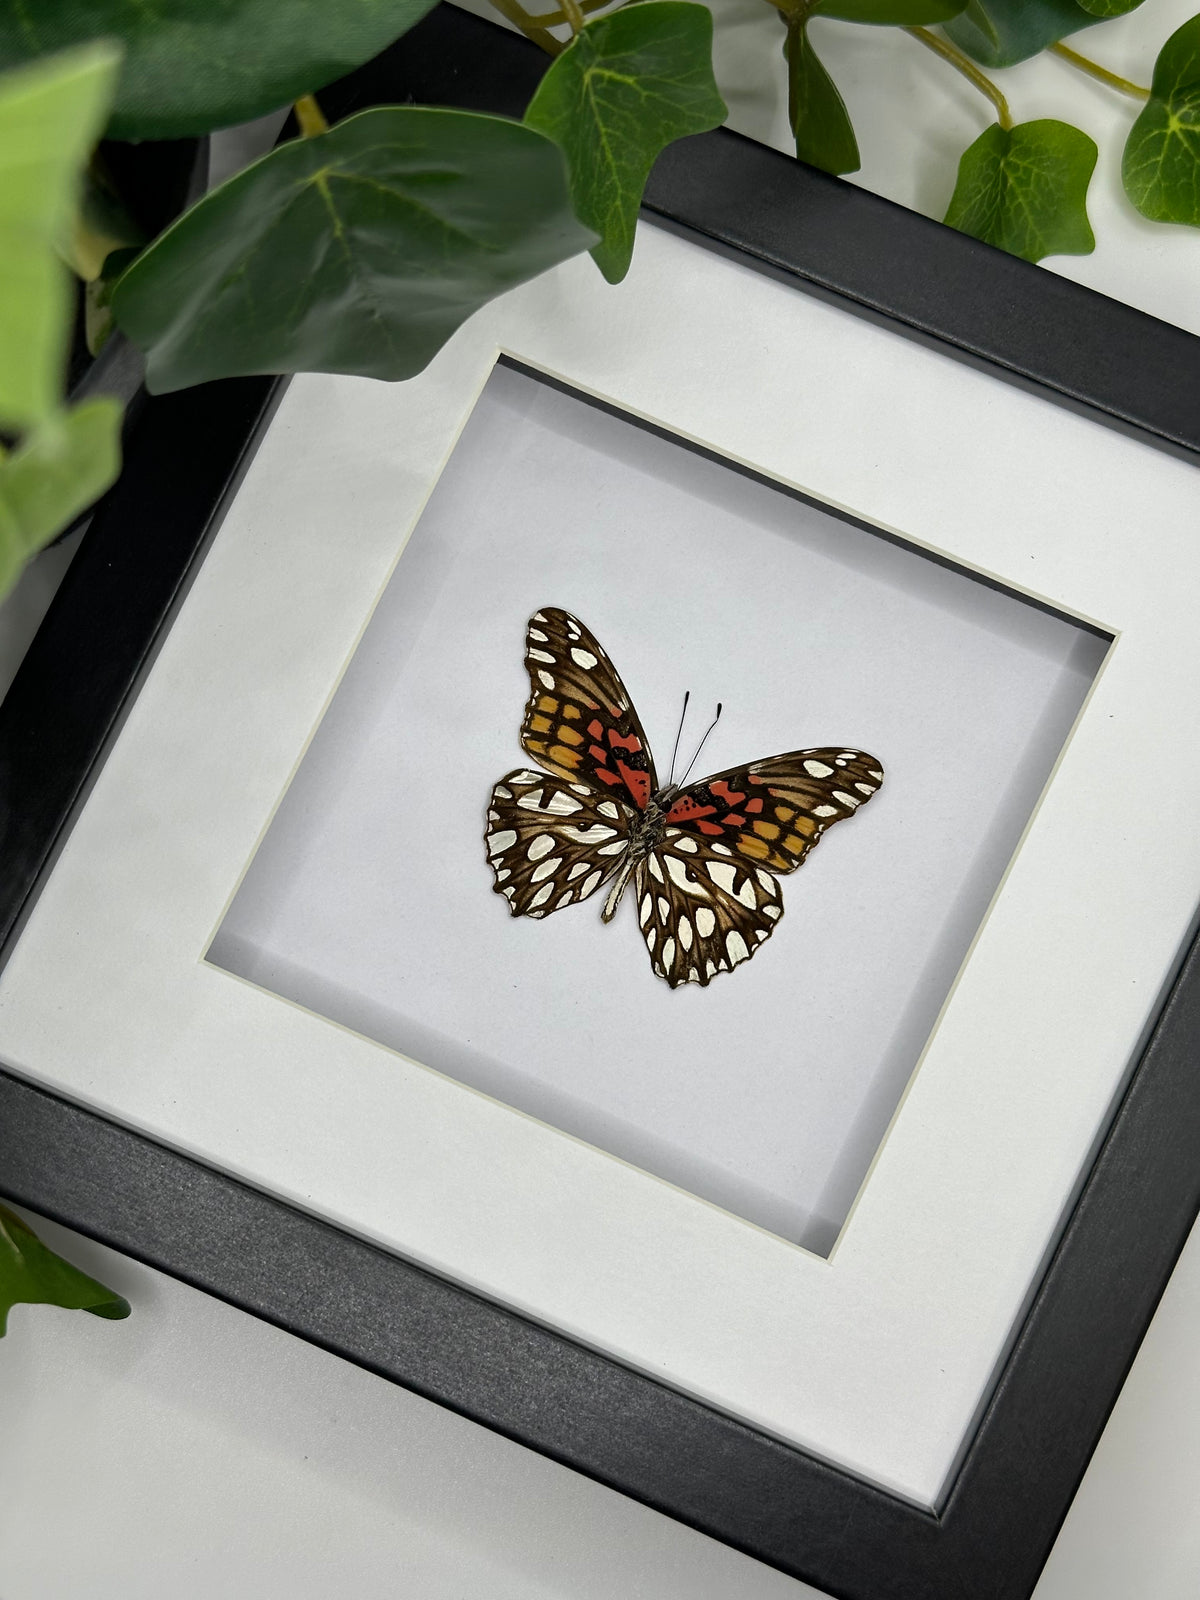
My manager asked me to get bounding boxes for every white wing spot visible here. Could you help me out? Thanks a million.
[648,855,664,883]
[804,759,834,778]
[487,809,499,823]
[529,882,554,909]
[598,800,621,820]
[562,823,616,843]
[854,782,875,796]
[696,907,716,938]
[570,648,598,669]
[528,627,548,642]
[672,835,698,854]
[834,790,860,808]
[570,783,591,796]
[755,928,770,942]
[764,904,781,921]
[646,927,656,953]
[532,611,548,623]
[756,869,775,892]
[527,834,556,861]
[840,752,858,761]
[488,829,517,855]
[640,894,653,926]
[708,861,738,896]
[494,786,512,800]
[664,853,709,897]
[516,791,545,811]
[529,648,555,664]
[568,862,590,881]
[537,670,555,690]
[726,930,750,965]
[530,856,562,883]
[581,870,602,898]
[678,917,693,952]
[662,938,676,969]
[813,805,838,818]
[657,896,670,923]
[687,967,700,984]
[495,869,510,883]
[736,878,756,909]
[557,892,574,909]
[709,841,732,857]
[597,839,627,856]
[705,959,718,978]
[869,769,883,781]
[545,791,583,815]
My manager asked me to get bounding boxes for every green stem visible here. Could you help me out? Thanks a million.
[526,0,609,22]
[294,94,328,137]
[558,0,586,32]
[486,0,565,53]
[905,26,1012,130]
[1050,41,1150,100]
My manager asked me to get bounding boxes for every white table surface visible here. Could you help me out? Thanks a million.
[3,4,1199,1590]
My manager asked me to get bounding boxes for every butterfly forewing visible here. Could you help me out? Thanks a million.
[636,829,784,988]
[486,769,633,918]
[518,608,658,812]
[665,748,884,874]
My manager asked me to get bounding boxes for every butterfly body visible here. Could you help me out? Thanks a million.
[485,608,883,988]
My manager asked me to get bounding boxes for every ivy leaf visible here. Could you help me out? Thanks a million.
[112,108,595,393]
[0,399,123,599]
[0,44,119,431]
[814,0,965,22]
[0,0,439,141]
[524,2,725,285]
[944,0,1143,68]
[944,119,1097,262]
[0,1203,131,1335]
[786,22,861,175]
[1123,16,1200,225]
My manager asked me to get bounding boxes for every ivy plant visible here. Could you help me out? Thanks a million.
[0,1202,130,1338]
[1,0,1199,598]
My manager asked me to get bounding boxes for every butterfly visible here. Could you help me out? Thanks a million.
[484,608,884,988]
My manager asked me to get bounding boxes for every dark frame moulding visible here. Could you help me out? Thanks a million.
[1,8,1198,1598]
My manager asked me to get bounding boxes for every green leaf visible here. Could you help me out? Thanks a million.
[112,108,595,393]
[0,1203,131,1336]
[0,0,440,141]
[814,0,965,23]
[943,0,1143,68]
[1076,0,1143,15]
[0,398,122,599]
[785,22,860,175]
[944,119,1097,262]
[1123,16,1200,225]
[0,44,119,431]
[524,2,726,285]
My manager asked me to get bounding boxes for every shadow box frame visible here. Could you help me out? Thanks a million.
[2,8,1200,1598]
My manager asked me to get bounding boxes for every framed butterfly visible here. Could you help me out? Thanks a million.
[484,608,884,988]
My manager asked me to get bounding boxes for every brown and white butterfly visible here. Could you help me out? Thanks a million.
[484,607,883,988]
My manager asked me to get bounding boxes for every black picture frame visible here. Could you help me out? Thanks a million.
[2,9,1199,1598]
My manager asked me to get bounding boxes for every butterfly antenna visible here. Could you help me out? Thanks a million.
[679,703,723,787]
[667,690,691,786]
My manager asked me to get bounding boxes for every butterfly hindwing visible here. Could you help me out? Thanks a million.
[486,768,633,918]
[635,829,784,988]
[665,748,884,874]
[519,608,658,812]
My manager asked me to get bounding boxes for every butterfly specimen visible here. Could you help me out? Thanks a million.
[485,608,884,988]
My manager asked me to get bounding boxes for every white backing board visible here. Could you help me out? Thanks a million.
[209,362,1106,1249]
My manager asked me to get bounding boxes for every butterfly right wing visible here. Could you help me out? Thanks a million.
[486,769,633,919]
[634,827,784,987]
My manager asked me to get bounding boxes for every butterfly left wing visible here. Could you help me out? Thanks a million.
[634,829,784,988]
[664,748,884,874]
[518,608,658,812]
[486,768,633,918]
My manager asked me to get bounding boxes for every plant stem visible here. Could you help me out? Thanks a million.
[486,0,565,54]
[558,0,586,33]
[1050,42,1150,100]
[905,26,1013,130]
[294,94,329,137]
[526,0,608,24]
